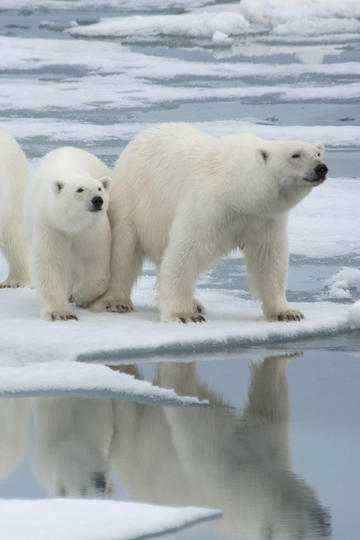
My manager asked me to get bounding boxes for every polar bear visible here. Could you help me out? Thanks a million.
[0,128,31,288]
[92,123,327,323]
[25,147,111,321]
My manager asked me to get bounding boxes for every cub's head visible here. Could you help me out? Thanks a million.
[258,140,328,189]
[50,175,111,233]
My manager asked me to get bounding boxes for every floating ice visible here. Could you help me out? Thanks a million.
[0,499,221,540]
[324,268,360,300]
[64,0,360,40]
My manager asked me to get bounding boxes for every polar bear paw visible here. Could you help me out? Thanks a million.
[43,310,78,322]
[172,312,206,324]
[272,309,305,322]
[90,296,134,313]
[0,278,31,288]
[192,298,207,315]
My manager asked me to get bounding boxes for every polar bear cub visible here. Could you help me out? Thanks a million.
[93,123,327,323]
[25,147,111,321]
[0,128,31,288]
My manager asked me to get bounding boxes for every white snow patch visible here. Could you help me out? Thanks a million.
[0,272,358,366]
[348,300,360,329]
[324,267,360,299]
[1,118,360,150]
[0,499,221,540]
[66,11,252,39]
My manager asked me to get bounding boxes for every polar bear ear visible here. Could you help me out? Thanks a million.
[99,175,112,191]
[315,143,325,156]
[53,181,64,193]
[258,148,269,164]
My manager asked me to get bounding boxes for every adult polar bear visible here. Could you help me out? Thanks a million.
[93,123,328,323]
[0,128,31,288]
[25,147,111,321]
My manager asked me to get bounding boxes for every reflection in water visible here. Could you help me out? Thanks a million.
[31,398,114,498]
[0,398,30,483]
[111,356,331,539]
[0,355,331,539]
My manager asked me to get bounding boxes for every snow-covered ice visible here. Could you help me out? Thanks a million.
[0,499,221,540]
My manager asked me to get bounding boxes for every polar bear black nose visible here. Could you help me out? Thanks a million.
[314,163,328,179]
[91,195,103,210]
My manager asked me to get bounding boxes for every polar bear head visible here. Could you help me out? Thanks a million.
[48,175,111,234]
[253,139,327,212]
[258,140,327,188]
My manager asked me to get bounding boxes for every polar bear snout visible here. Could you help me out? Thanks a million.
[90,195,103,211]
[314,163,328,181]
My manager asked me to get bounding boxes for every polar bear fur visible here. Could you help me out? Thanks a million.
[25,146,111,321]
[93,123,327,322]
[0,128,31,288]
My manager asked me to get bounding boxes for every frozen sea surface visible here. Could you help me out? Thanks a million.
[0,0,359,539]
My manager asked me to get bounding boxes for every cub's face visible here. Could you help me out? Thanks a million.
[50,175,111,233]
[259,141,328,189]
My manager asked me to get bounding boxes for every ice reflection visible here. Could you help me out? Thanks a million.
[111,356,331,539]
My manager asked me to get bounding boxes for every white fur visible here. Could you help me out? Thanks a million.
[25,146,112,321]
[30,398,114,497]
[93,123,326,322]
[0,128,31,288]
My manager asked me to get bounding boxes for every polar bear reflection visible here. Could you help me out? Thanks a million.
[31,398,114,498]
[111,356,330,539]
[0,398,30,483]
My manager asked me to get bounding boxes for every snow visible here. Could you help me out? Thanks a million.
[0,270,359,366]
[324,268,360,300]
[1,119,359,150]
[65,0,360,40]
[0,499,221,540]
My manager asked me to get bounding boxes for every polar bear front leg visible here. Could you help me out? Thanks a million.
[159,239,206,324]
[244,220,304,322]
[0,221,31,288]
[90,222,141,313]
[32,231,77,321]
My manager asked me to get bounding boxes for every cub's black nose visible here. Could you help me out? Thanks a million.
[314,163,328,179]
[91,195,103,210]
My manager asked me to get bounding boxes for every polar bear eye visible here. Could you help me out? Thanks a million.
[98,187,102,192]
[76,188,84,193]
[291,153,301,159]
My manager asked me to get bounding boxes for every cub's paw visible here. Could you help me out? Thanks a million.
[0,278,31,288]
[192,298,207,315]
[171,312,206,324]
[43,310,78,322]
[274,309,305,322]
[90,297,134,313]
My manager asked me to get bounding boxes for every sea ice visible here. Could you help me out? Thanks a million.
[0,499,221,540]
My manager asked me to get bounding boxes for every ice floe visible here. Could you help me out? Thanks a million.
[0,499,221,540]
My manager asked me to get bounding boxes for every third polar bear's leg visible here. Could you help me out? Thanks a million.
[90,223,143,313]
[0,220,31,288]
[243,218,304,322]
[32,230,77,321]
